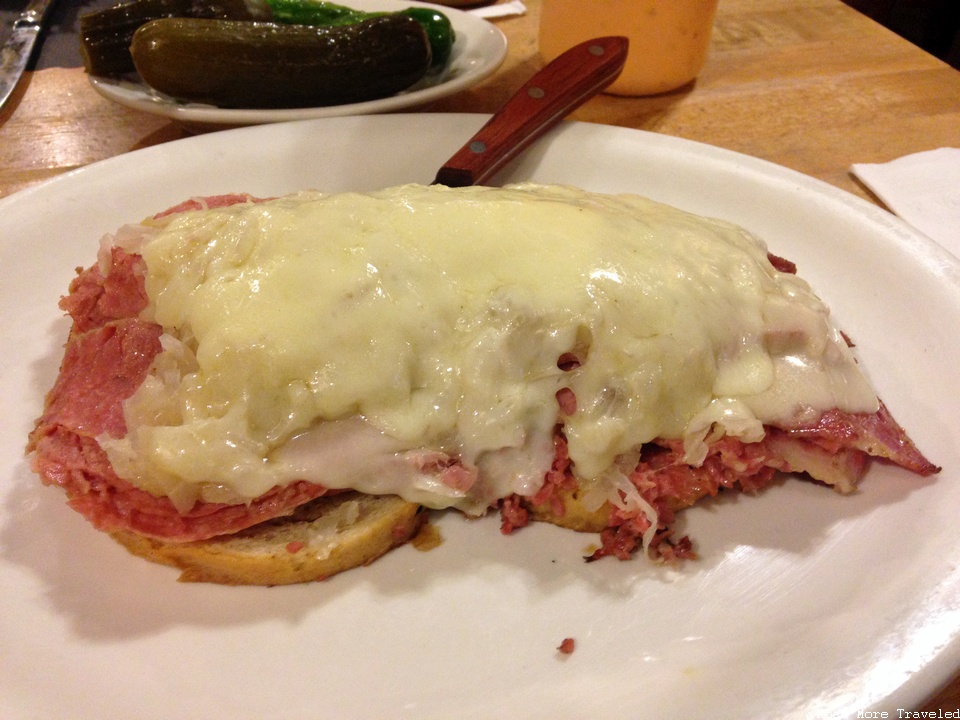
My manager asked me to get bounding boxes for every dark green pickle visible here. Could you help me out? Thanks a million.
[398,8,455,67]
[80,0,268,77]
[130,15,433,108]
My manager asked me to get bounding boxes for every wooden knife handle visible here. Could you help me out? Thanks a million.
[433,35,629,187]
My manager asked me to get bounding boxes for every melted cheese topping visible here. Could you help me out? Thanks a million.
[100,184,878,513]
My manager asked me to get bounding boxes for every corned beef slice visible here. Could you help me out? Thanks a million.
[59,247,150,336]
[517,403,936,560]
[27,198,327,544]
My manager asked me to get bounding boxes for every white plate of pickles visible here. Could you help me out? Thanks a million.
[87,0,507,125]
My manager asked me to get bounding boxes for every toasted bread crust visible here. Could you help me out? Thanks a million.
[110,492,425,585]
[523,486,611,533]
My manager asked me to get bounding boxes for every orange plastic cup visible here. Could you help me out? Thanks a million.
[538,0,720,96]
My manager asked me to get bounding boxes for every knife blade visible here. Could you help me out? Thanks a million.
[0,0,59,112]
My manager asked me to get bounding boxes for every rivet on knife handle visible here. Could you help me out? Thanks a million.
[433,36,628,188]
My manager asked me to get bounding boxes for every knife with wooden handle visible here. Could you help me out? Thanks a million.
[0,0,59,112]
[433,35,628,188]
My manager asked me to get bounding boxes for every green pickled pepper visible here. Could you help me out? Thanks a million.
[264,0,365,25]
[264,0,455,66]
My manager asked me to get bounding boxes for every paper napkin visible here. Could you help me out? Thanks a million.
[850,147,960,258]
[469,1,527,19]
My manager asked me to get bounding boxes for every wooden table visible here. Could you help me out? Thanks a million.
[2,0,959,710]
[3,0,960,202]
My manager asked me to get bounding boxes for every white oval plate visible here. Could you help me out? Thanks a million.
[1,115,959,720]
[87,1,507,125]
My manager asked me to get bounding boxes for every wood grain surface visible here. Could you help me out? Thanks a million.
[1,0,959,710]
[3,0,960,203]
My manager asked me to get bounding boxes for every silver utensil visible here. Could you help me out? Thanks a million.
[0,0,59,112]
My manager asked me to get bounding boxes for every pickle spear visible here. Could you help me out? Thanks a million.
[130,15,432,108]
